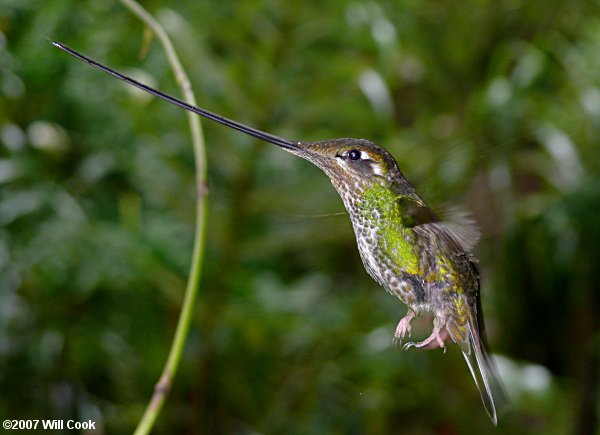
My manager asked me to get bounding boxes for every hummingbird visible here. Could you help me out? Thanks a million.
[53,41,504,424]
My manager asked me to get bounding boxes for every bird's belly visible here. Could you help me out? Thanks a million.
[356,235,428,307]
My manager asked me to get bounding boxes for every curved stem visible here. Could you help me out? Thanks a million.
[115,1,208,434]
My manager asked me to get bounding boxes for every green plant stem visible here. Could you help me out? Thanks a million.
[116,1,208,434]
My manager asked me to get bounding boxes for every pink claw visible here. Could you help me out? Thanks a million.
[393,311,416,346]
[403,316,449,352]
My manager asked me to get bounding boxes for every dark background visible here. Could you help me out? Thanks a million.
[1,1,599,433]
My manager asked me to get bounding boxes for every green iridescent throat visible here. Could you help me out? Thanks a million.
[358,184,421,276]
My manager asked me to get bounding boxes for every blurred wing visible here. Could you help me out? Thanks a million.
[435,205,481,253]
[397,197,480,254]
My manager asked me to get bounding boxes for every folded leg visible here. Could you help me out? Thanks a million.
[403,314,449,352]
[393,310,416,347]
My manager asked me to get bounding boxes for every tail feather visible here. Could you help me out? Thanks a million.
[460,317,506,426]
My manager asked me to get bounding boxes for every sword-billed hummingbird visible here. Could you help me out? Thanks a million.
[53,41,504,424]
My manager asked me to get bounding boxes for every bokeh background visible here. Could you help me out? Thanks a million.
[2,1,600,433]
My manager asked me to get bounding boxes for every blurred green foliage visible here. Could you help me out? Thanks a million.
[1,0,600,433]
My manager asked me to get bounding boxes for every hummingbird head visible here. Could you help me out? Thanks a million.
[285,138,415,205]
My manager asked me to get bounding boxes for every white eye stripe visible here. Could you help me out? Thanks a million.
[348,150,371,160]
[370,162,384,176]
[337,153,385,174]
[336,149,374,161]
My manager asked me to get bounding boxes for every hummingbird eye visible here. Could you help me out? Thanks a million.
[348,149,361,161]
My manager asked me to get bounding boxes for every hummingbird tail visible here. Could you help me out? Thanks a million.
[461,318,503,426]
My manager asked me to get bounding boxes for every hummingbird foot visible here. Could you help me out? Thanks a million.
[402,315,448,352]
[393,310,416,348]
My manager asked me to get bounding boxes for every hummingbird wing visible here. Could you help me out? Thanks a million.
[396,197,439,227]
[434,205,481,253]
[396,197,480,254]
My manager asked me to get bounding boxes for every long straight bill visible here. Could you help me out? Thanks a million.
[52,41,299,150]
